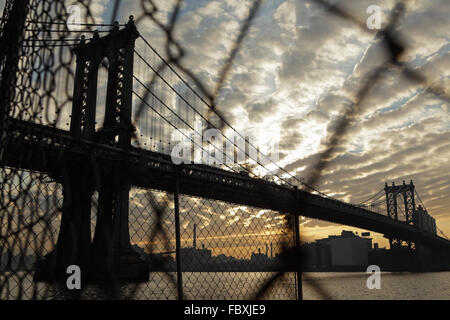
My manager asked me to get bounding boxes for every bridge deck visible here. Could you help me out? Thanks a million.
[3,117,450,249]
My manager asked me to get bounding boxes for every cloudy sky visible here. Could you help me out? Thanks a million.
[2,0,449,252]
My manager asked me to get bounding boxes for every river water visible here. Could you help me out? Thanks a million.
[302,272,450,300]
[3,272,450,299]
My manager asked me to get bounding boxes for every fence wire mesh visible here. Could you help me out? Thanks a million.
[0,0,449,300]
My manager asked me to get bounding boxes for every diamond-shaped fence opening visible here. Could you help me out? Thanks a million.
[1,168,62,300]
[127,188,178,300]
[177,194,296,300]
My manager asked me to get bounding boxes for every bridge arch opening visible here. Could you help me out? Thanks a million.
[95,57,109,132]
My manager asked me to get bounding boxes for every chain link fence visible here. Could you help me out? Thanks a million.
[1,0,449,300]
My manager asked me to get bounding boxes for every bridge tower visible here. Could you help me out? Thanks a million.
[384,180,416,248]
[34,16,148,284]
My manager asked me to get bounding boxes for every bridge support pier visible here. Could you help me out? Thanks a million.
[384,237,450,272]
[34,163,148,285]
[387,243,418,271]
[415,244,450,271]
[92,172,148,283]
[34,161,94,283]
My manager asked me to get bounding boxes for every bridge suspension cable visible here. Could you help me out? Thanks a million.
[355,189,384,205]
[415,190,449,240]
[368,199,386,207]
[133,51,289,181]
[13,19,126,27]
[437,226,449,240]
[415,189,428,212]
[132,77,263,177]
[24,28,112,33]
[135,36,334,199]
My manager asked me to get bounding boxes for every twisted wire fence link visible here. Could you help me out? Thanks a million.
[0,0,448,300]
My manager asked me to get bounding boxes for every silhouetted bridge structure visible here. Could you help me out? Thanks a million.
[1,17,450,285]
[5,116,450,248]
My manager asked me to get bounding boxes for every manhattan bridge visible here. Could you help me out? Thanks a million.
[1,0,450,300]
